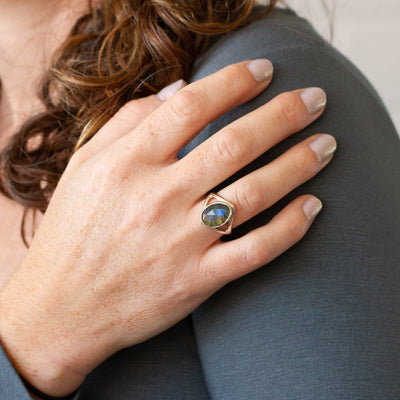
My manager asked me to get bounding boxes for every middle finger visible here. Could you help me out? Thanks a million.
[176,87,327,197]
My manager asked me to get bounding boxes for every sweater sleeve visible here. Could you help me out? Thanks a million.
[180,7,400,400]
[0,345,31,399]
[0,344,81,399]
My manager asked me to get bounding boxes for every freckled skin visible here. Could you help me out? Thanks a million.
[0,58,329,397]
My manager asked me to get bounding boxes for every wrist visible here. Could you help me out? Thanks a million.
[0,286,85,397]
[22,377,80,400]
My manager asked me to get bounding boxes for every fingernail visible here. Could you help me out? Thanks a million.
[303,197,323,222]
[300,87,327,114]
[246,59,274,82]
[157,79,185,101]
[309,134,337,162]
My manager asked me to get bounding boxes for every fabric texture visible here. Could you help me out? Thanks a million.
[0,346,31,399]
[1,7,399,399]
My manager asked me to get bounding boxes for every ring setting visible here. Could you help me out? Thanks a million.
[201,193,235,234]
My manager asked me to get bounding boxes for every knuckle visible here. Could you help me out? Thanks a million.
[95,159,124,183]
[290,149,313,180]
[240,238,270,269]
[68,148,85,168]
[274,92,298,126]
[65,147,91,175]
[167,89,203,125]
[212,127,249,167]
[156,179,181,207]
[220,64,248,91]
[234,177,265,212]
[288,218,308,242]
[221,63,243,81]
[117,99,145,120]
[86,150,128,184]
[127,192,162,227]
[129,176,179,225]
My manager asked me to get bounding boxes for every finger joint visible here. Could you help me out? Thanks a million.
[233,177,265,214]
[211,127,250,168]
[274,92,298,126]
[167,89,204,126]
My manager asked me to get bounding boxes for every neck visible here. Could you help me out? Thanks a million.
[0,0,88,141]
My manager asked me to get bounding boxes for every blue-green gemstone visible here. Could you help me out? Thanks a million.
[202,203,231,228]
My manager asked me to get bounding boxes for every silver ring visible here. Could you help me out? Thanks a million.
[201,193,235,235]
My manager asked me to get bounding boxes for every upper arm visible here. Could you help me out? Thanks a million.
[183,8,400,399]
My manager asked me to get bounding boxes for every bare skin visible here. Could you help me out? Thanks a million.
[0,1,336,398]
[0,0,87,288]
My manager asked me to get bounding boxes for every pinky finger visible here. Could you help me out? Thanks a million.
[201,195,323,289]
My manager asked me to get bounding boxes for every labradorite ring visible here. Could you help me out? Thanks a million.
[201,193,235,234]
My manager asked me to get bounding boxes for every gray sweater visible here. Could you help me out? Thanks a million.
[1,7,399,399]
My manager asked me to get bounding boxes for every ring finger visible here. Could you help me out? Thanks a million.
[175,87,327,198]
[193,133,337,239]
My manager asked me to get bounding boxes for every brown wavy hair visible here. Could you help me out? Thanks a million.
[0,0,276,244]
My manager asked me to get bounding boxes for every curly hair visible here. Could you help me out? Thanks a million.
[0,0,276,244]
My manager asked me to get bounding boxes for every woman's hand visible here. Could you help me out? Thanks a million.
[0,59,336,397]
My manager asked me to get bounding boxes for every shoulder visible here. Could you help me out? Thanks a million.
[191,7,381,103]
[179,7,395,158]
[193,7,326,69]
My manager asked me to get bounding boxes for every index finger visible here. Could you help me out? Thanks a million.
[113,59,274,162]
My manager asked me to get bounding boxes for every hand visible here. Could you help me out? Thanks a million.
[0,59,336,397]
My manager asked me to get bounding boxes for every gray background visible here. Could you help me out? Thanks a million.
[259,0,400,135]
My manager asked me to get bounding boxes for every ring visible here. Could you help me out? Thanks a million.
[201,193,235,234]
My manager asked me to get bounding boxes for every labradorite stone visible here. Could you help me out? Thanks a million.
[202,203,231,228]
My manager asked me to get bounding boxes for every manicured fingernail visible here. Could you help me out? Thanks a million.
[300,87,327,114]
[303,197,323,222]
[309,134,337,162]
[157,79,185,101]
[246,59,274,82]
